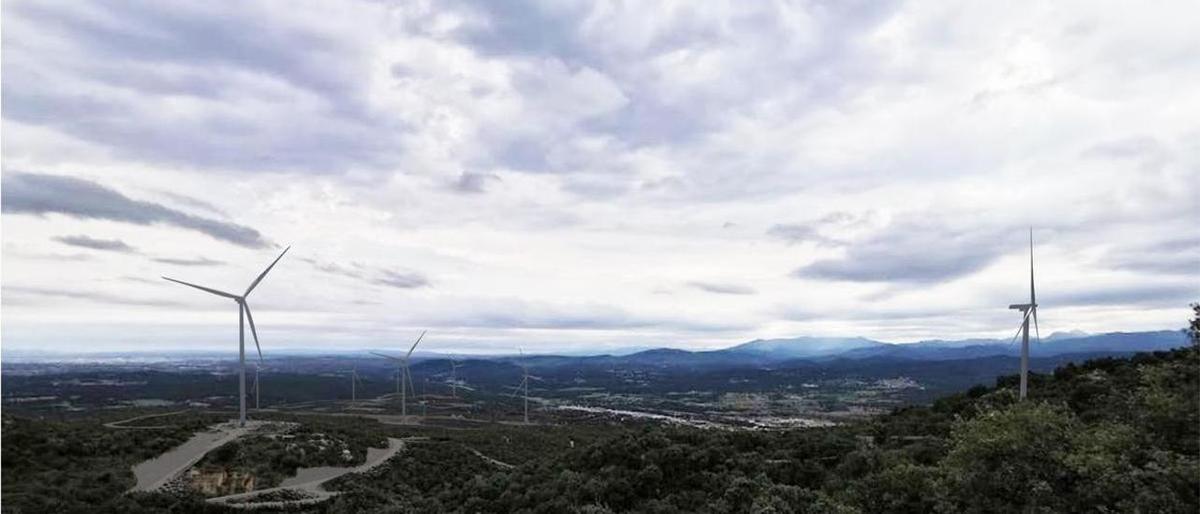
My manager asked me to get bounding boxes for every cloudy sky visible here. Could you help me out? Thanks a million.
[2,0,1197,354]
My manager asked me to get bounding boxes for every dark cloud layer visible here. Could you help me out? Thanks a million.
[1105,236,1200,276]
[2,1,399,173]
[2,172,267,248]
[794,219,1011,284]
[54,235,136,253]
[1044,283,1198,308]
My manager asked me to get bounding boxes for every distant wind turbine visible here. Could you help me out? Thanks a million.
[508,348,537,424]
[449,356,462,398]
[1007,229,1040,401]
[348,367,364,405]
[250,363,264,410]
[370,330,425,418]
[163,246,289,427]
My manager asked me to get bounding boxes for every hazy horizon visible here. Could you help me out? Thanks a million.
[0,326,1187,359]
[3,1,1198,354]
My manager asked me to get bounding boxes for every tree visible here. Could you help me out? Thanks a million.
[1187,303,1200,347]
[937,403,1077,513]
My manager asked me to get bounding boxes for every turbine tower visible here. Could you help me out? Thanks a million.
[163,246,289,427]
[370,330,425,418]
[350,367,362,405]
[1007,229,1040,401]
[508,348,531,424]
[449,356,462,398]
[250,363,263,410]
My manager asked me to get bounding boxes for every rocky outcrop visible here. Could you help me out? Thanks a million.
[188,468,257,496]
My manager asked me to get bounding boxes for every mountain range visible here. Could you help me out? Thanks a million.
[545,330,1190,370]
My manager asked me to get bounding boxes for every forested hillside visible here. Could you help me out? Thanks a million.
[321,342,1199,513]
[3,309,1197,513]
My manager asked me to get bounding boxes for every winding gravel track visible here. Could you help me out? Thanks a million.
[205,437,408,509]
[130,421,257,492]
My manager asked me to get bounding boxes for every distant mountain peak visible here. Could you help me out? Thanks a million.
[1045,330,1091,341]
[727,336,886,358]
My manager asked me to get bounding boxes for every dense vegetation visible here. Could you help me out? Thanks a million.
[0,411,226,513]
[2,307,1196,512]
[312,344,1198,513]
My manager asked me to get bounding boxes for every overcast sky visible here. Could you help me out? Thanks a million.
[2,0,1197,354]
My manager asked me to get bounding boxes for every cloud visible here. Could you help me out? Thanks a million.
[1,1,398,173]
[303,258,366,280]
[1081,135,1170,172]
[152,256,226,267]
[303,257,430,290]
[53,235,136,253]
[2,285,185,307]
[793,217,1012,284]
[422,298,747,332]
[3,1,1199,350]
[153,190,226,217]
[768,211,872,246]
[2,172,268,248]
[687,281,757,296]
[767,224,839,246]
[1104,236,1200,275]
[1044,282,1198,308]
[452,171,500,194]
[374,270,431,290]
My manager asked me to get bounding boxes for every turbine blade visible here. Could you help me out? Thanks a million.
[1029,228,1036,306]
[162,277,238,299]
[1032,307,1041,344]
[405,330,426,359]
[1008,309,1032,345]
[370,351,402,362]
[245,246,290,296]
[406,365,417,400]
[506,381,525,399]
[243,302,264,363]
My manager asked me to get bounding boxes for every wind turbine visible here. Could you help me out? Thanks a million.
[508,348,532,424]
[163,246,289,427]
[348,367,364,405]
[1007,229,1040,401]
[449,356,462,398]
[250,363,264,410]
[370,330,425,418]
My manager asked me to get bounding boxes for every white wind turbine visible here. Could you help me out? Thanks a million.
[163,246,289,427]
[507,348,537,424]
[1007,229,1040,401]
[370,330,425,418]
